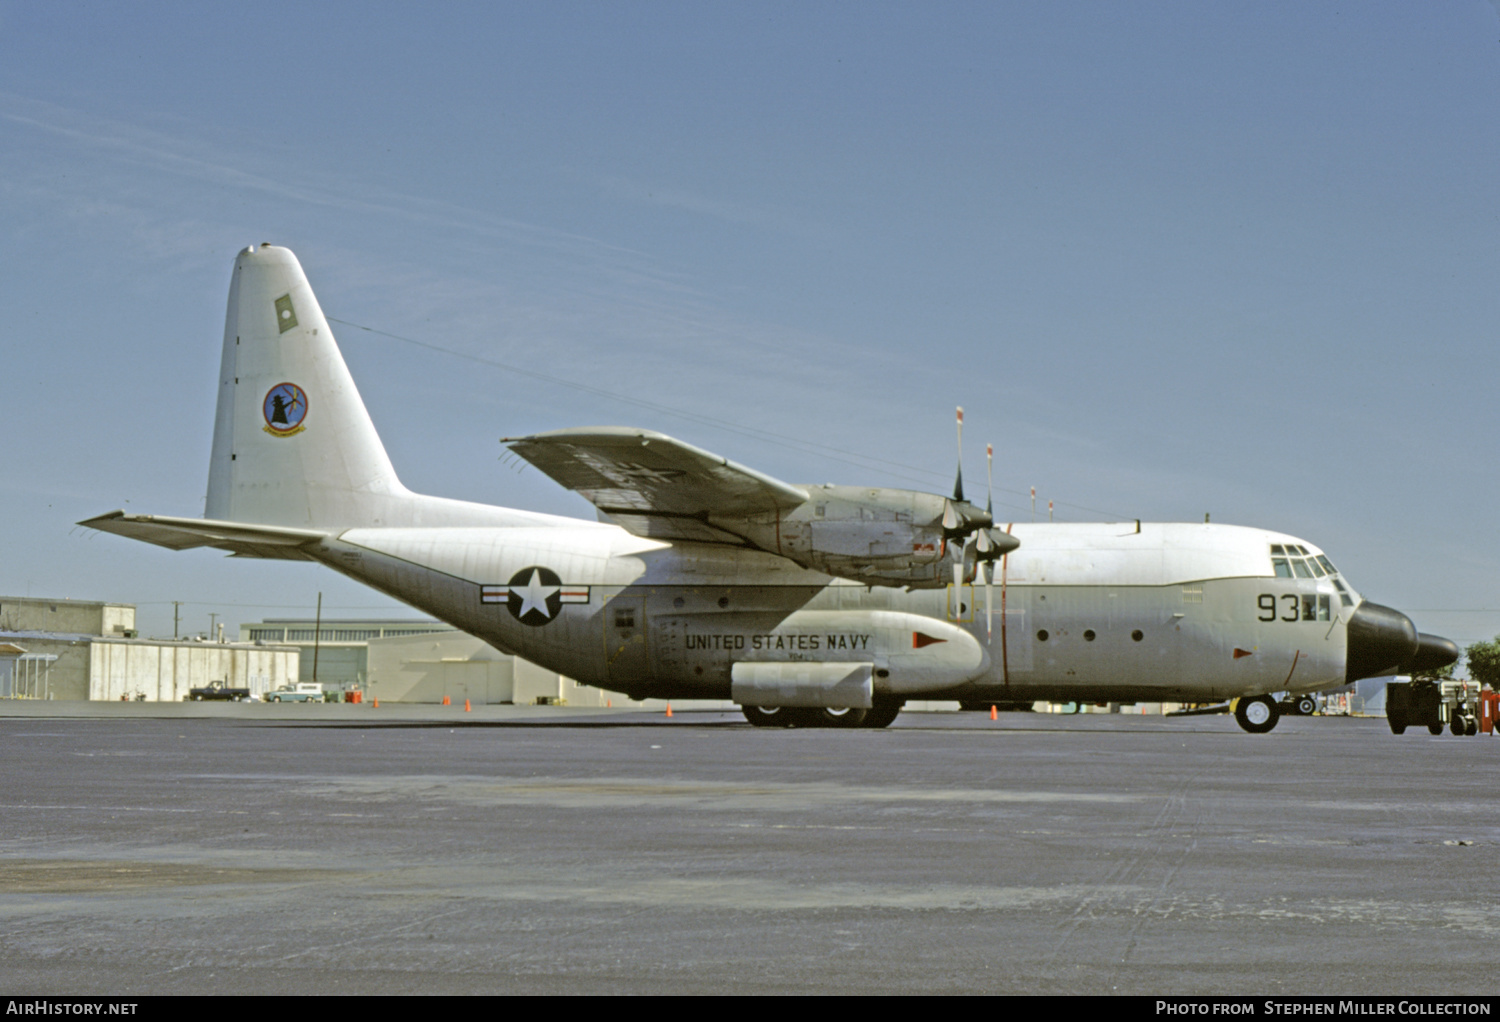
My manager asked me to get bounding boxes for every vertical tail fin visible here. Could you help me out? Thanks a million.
[206,244,409,528]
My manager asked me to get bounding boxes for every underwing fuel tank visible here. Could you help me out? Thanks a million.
[726,610,986,708]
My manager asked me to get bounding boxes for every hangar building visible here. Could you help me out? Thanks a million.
[0,596,298,701]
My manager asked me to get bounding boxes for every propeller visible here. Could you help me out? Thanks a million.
[969,443,1011,641]
[942,407,989,540]
[983,443,995,640]
[943,411,1017,640]
[951,407,965,596]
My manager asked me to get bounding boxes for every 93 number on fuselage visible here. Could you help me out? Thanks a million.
[1257,593,1331,623]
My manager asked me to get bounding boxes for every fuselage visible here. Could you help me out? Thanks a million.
[88,243,1450,720]
[307,516,1357,705]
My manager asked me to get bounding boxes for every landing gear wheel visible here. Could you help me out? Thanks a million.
[1451,715,1466,737]
[1466,717,1479,737]
[811,706,868,728]
[1390,723,1407,735]
[742,705,792,728]
[859,704,903,729]
[1295,695,1317,716]
[1234,695,1280,734]
[1428,723,1444,736]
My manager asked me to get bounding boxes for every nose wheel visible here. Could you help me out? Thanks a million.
[1234,695,1281,734]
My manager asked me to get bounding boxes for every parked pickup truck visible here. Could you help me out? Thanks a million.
[186,680,251,702]
[266,683,326,703]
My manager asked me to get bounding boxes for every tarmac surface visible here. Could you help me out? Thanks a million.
[0,702,1496,996]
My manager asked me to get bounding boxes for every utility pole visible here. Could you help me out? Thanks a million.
[208,612,218,640]
[312,592,323,686]
[172,601,183,639]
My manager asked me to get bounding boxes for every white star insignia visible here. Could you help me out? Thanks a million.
[514,568,560,620]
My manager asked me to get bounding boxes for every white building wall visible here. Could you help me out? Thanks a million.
[88,641,298,701]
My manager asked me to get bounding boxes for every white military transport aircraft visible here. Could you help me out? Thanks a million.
[82,245,1458,732]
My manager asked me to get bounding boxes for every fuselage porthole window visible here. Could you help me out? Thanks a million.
[1083,629,1096,641]
[1131,630,1143,642]
[1036,629,1049,641]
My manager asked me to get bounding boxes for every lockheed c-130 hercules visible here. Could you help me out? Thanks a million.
[81,245,1458,732]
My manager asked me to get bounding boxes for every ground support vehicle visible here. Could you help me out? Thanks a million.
[186,681,251,702]
[1282,693,1319,716]
[266,683,326,703]
[1386,680,1478,736]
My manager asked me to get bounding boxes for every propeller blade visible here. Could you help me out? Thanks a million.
[942,499,961,532]
[986,443,993,517]
[984,561,994,642]
[953,406,965,503]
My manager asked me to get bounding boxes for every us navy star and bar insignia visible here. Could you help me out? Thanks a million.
[481,566,589,626]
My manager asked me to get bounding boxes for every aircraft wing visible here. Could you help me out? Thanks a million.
[78,511,327,561]
[503,428,809,542]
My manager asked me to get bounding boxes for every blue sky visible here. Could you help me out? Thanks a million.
[3,2,1499,648]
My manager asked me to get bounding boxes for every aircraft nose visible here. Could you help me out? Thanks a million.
[1405,632,1460,675]
[1344,601,1420,683]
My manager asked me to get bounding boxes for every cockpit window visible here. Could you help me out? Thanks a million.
[1302,594,1332,621]
[1271,545,1359,607]
[1270,544,1355,603]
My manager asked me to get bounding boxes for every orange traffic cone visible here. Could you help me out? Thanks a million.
[372,697,379,708]
[990,705,998,720]
[606,699,612,707]
[442,694,450,706]
[464,698,471,712]
[665,702,673,718]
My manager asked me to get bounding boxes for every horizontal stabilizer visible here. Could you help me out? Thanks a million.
[79,511,326,561]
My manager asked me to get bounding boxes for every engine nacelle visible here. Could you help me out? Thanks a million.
[716,484,1011,588]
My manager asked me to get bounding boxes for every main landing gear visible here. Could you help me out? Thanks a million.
[1233,694,1281,734]
[742,703,903,729]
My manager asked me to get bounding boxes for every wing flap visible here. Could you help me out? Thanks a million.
[504,428,808,523]
[601,512,752,545]
[79,511,326,561]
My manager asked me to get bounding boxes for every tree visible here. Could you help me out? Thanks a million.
[1462,637,1500,689]
[1412,661,1459,683]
